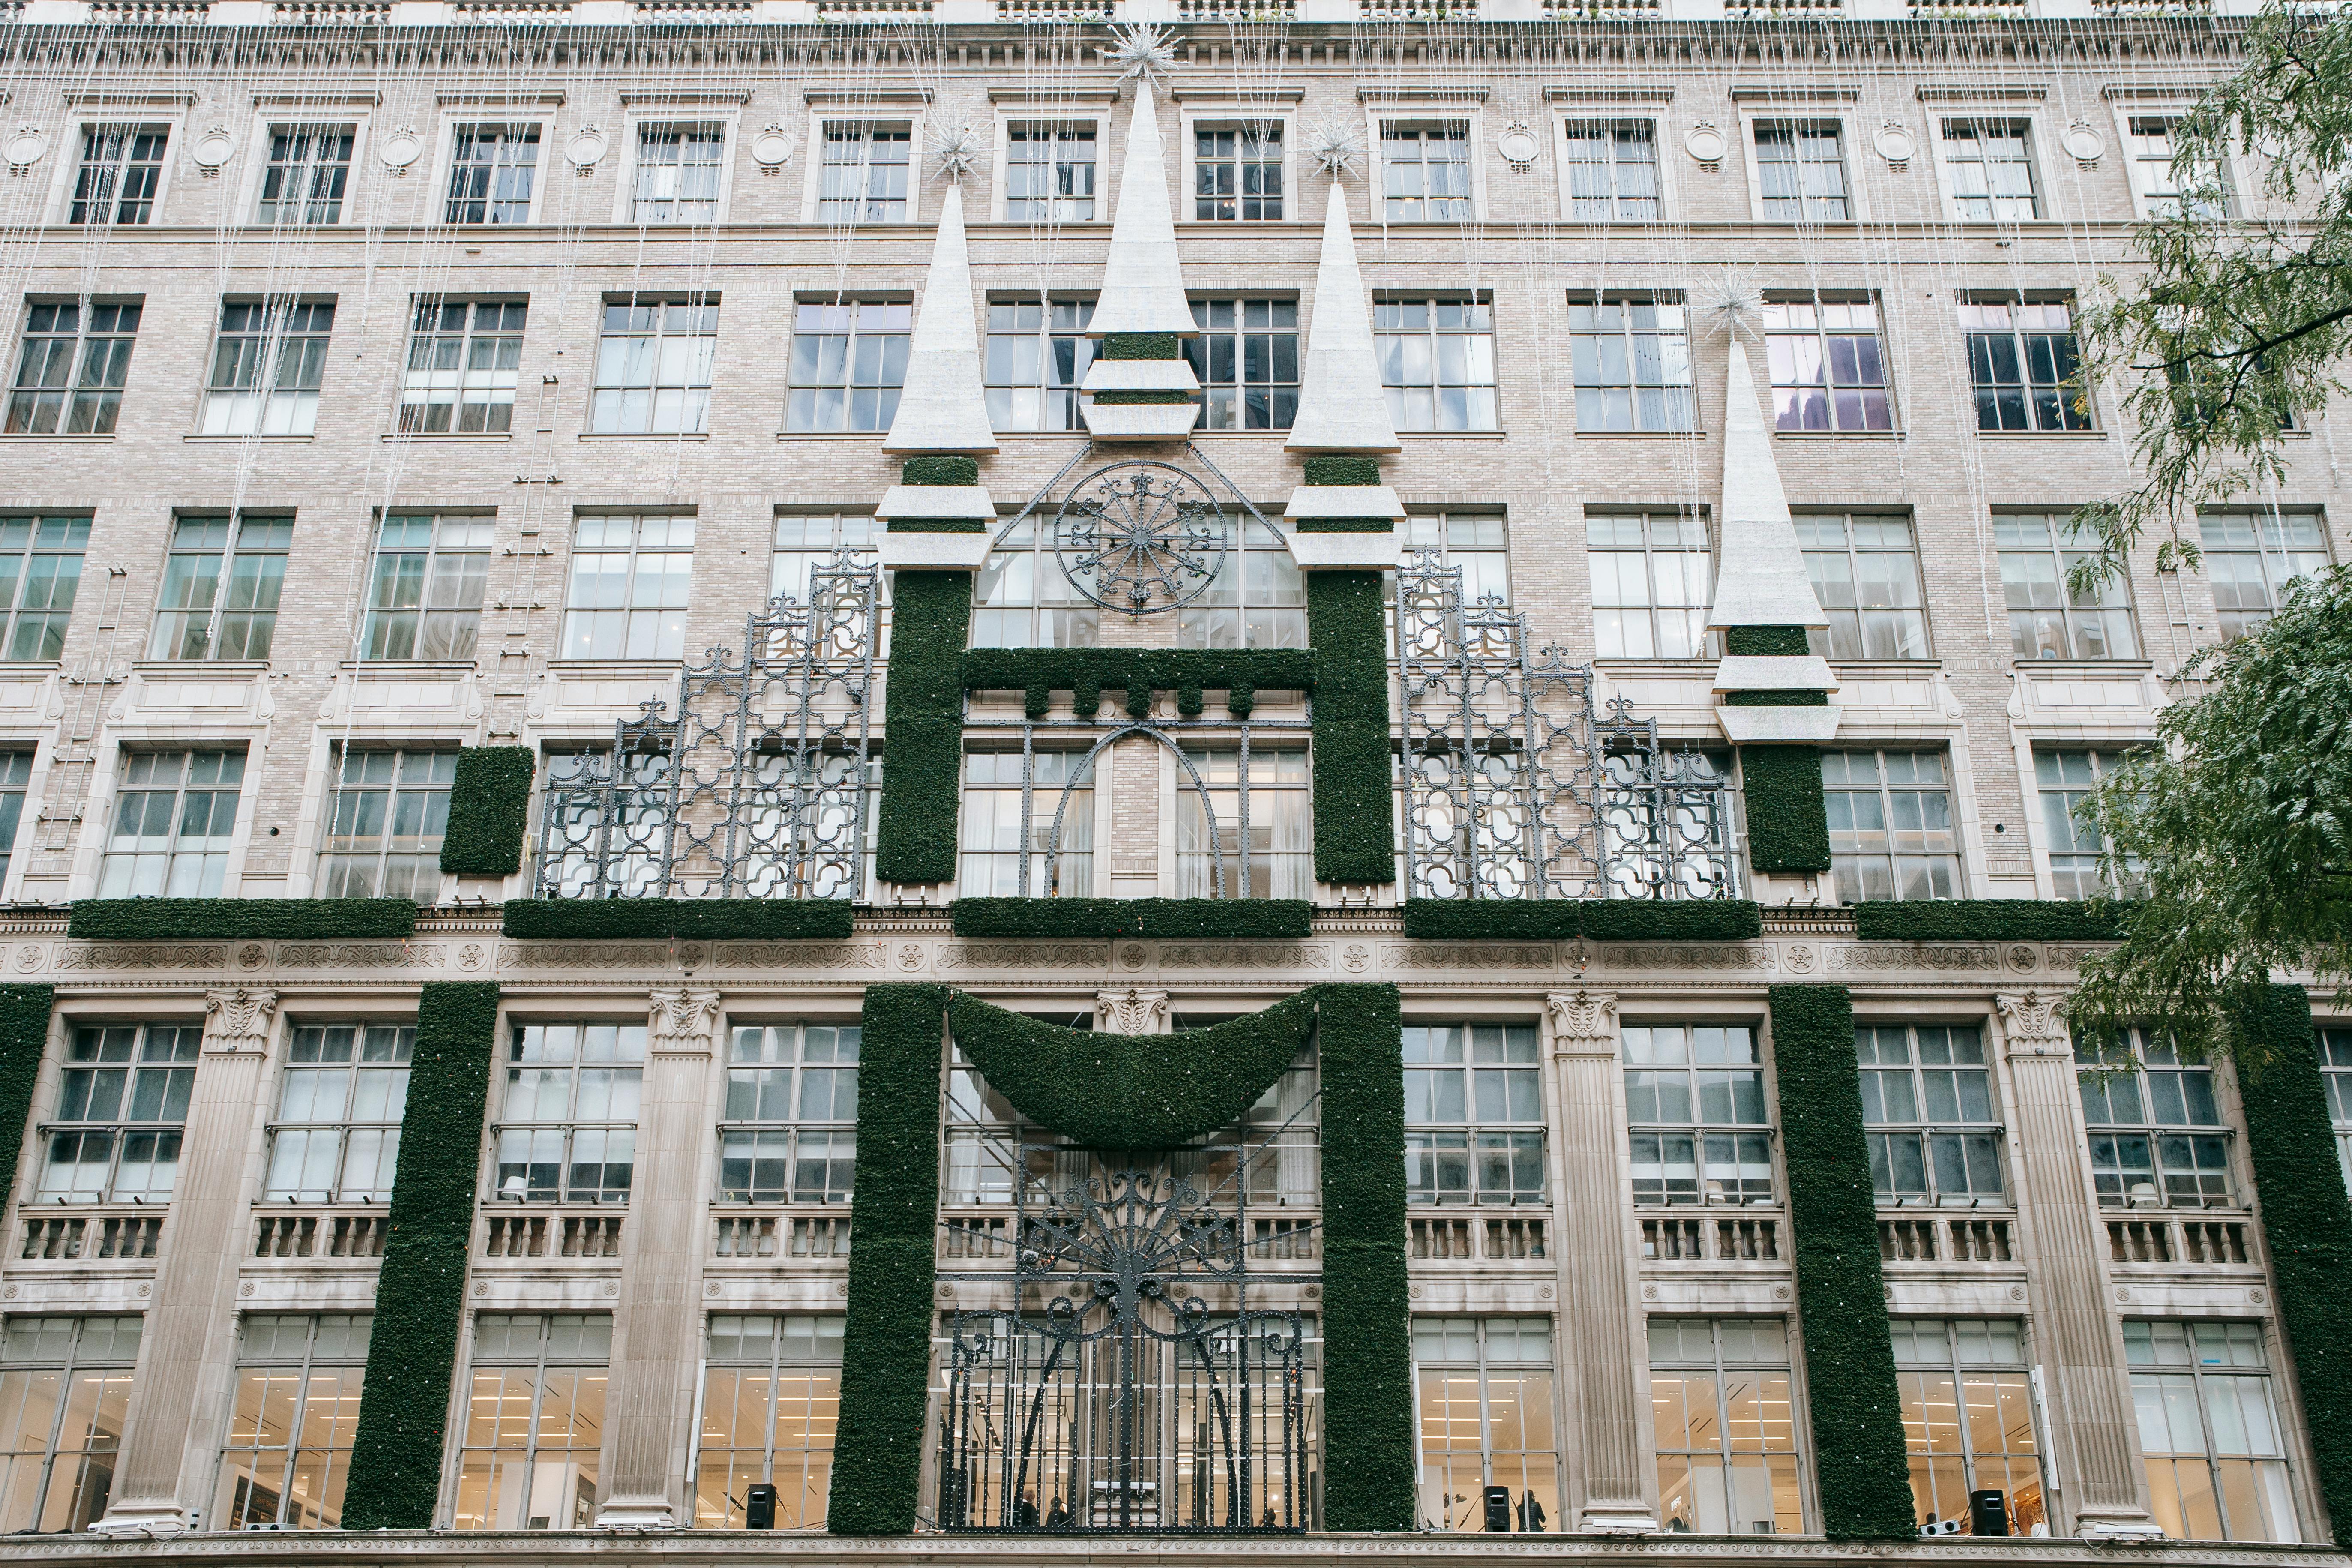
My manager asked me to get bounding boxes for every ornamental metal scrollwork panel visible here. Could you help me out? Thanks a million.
[1398,550,1738,903]
[533,556,878,901]
[1053,459,1230,616]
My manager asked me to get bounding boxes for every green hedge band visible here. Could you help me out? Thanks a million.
[1853,900,2124,942]
[1307,570,1395,884]
[342,981,500,1530]
[439,747,535,878]
[0,985,52,1211]
[1724,624,1812,658]
[1741,745,1833,876]
[67,898,419,942]
[950,897,1310,940]
[1401,899,1764,943]
[500,899,854,942]
[902,455,979,487]
[874,570,974,885]
[1303,455,1381,487]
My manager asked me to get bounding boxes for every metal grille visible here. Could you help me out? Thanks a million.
[533,556,878,900]
[1398,549,1737,902]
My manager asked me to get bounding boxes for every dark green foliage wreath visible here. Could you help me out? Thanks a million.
[67,899,419,941]
[438,747,535,878]
[1767,983,1918,1539]
[500,899,854,942]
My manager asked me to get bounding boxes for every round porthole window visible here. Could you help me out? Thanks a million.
[751,124,797,169]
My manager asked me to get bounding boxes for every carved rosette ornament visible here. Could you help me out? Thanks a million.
[1546,989,1618,1056]
[648,988,723,1054]
[203,989,279,1054]
[1094,988,1172,1036]
[1996,991,2070,1055]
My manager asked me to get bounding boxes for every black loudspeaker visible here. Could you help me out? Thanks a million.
[744,1483,779,1531]
[1968,1490,2009,1537]
[1483,1486,1513,1532]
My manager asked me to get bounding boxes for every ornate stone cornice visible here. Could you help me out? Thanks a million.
[202,987,278,1054]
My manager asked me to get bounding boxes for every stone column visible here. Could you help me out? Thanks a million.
[96,988,279,1535]
[596,987,722,1527]
[1545,990,1657,1533]
[1995,992,2163,1540]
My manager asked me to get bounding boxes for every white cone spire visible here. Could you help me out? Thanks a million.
[1708,337,1826,632]
[882,181,996,455]
[1287,181,1399,454]
[1086,78,1195,340]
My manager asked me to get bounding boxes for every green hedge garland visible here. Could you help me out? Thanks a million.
[1740,746,1833,876]
[902,456,979,487]
[1303,455,1381,488]
[0,986,52,1209]
[875,569,974,884]
[501,899,854,942]
[1317,982,1415,1530]
[829,983,949,1535]
[1768,983,1918,1538]
[962,648,1311,718]
[1306,571,1395,884]
[67,899,419,941]
[947,989,1316,1148]
[1101,333,1180,360]
[438,747,535,879]
[342,981,500,1530]
[950,897,1310,940]
[1725,624,1812,658]
[2232,983,2352,1541]
[1852,900,2124,943]
[1399,899,1764,943]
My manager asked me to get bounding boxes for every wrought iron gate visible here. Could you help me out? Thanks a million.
[938,1153,1315,1533]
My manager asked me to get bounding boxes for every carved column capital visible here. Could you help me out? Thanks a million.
[201,988,279,1054]
[1546,989,1619,1057]
[1095,988,1171,1036]
[648,987,722,1054]
[1997,991,2072,1056]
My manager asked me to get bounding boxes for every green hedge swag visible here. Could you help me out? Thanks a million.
[830,981,1411,1535]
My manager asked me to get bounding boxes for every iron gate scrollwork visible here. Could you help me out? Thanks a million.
[533,555,879,901]
[938,1150,1315,1533]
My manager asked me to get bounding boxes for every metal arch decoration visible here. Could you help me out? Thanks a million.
[1052,459,1231,618]
[1396,549,1738,903]
[532,553,879,902]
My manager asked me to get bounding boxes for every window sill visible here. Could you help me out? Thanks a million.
[1974,429,2106,441]
[340,660,483,672]
[183,433,317,443]
[776,430,891,441]
[1394,430,1508,440]
[544,659,686,674]
[1773,429,1904,441]
[131,659,270,675]
[382,432,514,442]
[1574,429,1708,439]
[580,431,710,441]
[2014,657,2156,673]
[0,434,116,442]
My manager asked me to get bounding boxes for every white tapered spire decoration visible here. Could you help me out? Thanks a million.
[1086,77,1195,340]
[882,180,996,454]
[1706,277,1823,632]
[1286,180,1399,454]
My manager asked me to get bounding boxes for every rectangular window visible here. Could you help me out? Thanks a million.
[1403,1023,1545,1207]
[495,1022,645,1204]
[984,298,1092,432]
[0,514,89,659]
[69,124,167,225]
[589,297,716,436]
[1381,123,1471,221]
[1177,747,1311,901]
[1405,513,1511,607]
[2036,748,2127,899]
[1185,298,1298,431]
[1822,749,1961,903]
[818,123,911,223]
[2127,1320,2297,1541]
[1005,123,1096,222]
[785,299,910,434]
[149,513,290,660]
[1195,124,1282,221]
[1569,297,1693,432]
[263,1022,413,1203]
[400,299,525,435]
[770,513,878,608]
[0,753,31,890]
[39,1023,202,1203]
[2322,1026,2352,1193]
[1754,120,1849,221]
[693,1314,844,1529]
[536,746,666,900]
[1963,297,2090,432]
[318,750,455,900]
[1998,513,2136,660]
[1763,293,1891,432]
[1940,119,2038,221]
[361,512,493,661]
[1858,1025,2004,1205]
[631,125,723,223]
[2200,509,2329,640]
[254,125,353,225]
[1412,1318,1558,1532]
[1891,1318,2045,1535]
[0,1316,140,1533]
[716,1023,858,1204]
[956,751,1094,899]
[1795,512,1929,660]
[1375,296,1497,432]
[560,514,693,661]
[445,124,539,224]
[215,1314,370,1530]
[200,298,333,437]
[1648,1316,1803,1534]
[98,750,244,898]
[6,300,139,436]
[453,1313,610,1531]
[944,1041,1022,1205]
[1588,510,1708,659]
[1624,1024,1771,1205]
[2077,1029,2231,1208]
[971,518,1097,649]
[2127,116,2233,219]
[1180,518,1305,650]
[1560,120,1660,221]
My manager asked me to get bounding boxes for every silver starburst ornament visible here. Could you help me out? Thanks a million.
[1703,270,1765,341]
[926,120,982,182]
[1106,22,1175,84]
[1305,118,1364,180]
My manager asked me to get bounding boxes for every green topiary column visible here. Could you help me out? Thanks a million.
[1724,625,1834,879]
[439,747,536,879]
[873,575,971,886]
[1306,570,1394,884]
[2233,982,2352,1541]
[342,981,500,1529]
[1767,983,1918,1538]
[828,983,949,1534]
[1316,982,1415,1529]
[0,985,53,1204]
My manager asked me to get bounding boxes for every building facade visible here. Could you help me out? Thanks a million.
[0,2,2340,1561]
